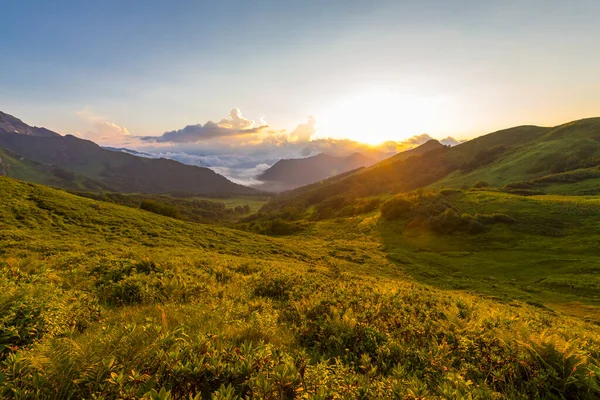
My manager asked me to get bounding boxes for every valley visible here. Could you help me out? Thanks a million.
[1,113,600,398]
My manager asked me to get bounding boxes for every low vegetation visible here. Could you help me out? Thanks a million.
[1,177,600,398]
[70,191,262,224]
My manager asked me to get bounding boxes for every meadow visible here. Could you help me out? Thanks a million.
[1,177,600,399]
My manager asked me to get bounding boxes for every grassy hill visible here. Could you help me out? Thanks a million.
[0,146,111,191]
[1,176,600,398]
[258,118,600,219]
[436,118,600,188]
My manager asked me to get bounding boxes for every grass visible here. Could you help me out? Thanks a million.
[436,118,600,188]
[374,190,600,319]
[1,177,600,398]
[189,195,271,214]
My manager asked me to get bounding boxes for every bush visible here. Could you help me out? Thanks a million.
[439,188,463,196]
[380,196,412,220]
[472,181,491,189]
[140,200,181,219]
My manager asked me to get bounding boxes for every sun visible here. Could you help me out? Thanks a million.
[317,89,442,145]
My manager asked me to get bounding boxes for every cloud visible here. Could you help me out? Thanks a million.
[148,108,269,144]
[218,108,256,130]
[210,163,272,186]
[404,133,436,145]
[290,115,316,142]
[76,106,105,123]
[84,121,131,142]
[75,107,132,145]
[120,108,469,188]
[440,137,463,146]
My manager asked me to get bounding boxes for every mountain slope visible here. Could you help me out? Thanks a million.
[256,152,375,192]
[0,111,257,195]
[0,145,111,191]
[366,139,446,169]
[1,176,600,398]
[0,110,60,137]
[260,118,600,214]
[437,117,600,188]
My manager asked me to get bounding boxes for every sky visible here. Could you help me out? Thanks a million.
[1,0,600,180]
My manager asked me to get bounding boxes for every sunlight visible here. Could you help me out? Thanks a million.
[318,89,444,145]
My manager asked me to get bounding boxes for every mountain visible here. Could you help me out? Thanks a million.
[255,152,375,192]
[436,117,600,188]
[0,146,111,191]
[0,110,60,137]
[259,117,600,215]
[368,139,446,169]
[0,111,258,195]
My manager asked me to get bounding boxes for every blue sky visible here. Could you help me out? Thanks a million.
[2,0,600,144]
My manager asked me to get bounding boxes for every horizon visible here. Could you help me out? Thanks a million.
[3,0,600,148]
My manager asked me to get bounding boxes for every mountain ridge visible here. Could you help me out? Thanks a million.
[0,110,258,195]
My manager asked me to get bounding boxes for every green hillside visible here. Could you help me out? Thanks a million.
[0,146,111,191]
[258,118,600,221]
[1,177,600,398]
[437,118,600,188]
[0,131,257,195]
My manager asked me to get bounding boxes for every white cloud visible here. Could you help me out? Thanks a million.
[440,137,463,146]
[218,108,257,130]
[290,115,316,142]
[76,107,132,145]
[75,106,105,123]
[85,121,131,143]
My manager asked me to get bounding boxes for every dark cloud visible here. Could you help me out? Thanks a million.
[151,122,267,143]
[144,108,268,144]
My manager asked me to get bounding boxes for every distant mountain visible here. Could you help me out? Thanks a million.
[0,111,258,195]
[255,152,375,192]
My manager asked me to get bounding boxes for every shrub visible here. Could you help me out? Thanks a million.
[140,200,181,219]
[472,181,491,189]
[439,188,462,196]
[380,196,412,220]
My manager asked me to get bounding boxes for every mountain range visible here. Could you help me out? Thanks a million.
[0,111,256,195]
[260,117,600,215]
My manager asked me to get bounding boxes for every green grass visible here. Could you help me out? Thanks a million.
[0,147,108,191]
[436,118,600,188]
[373,190,600,320]
[1,177,600,398]
[190,195,270,213]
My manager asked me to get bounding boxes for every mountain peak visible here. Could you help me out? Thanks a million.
[0,110,60,138]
